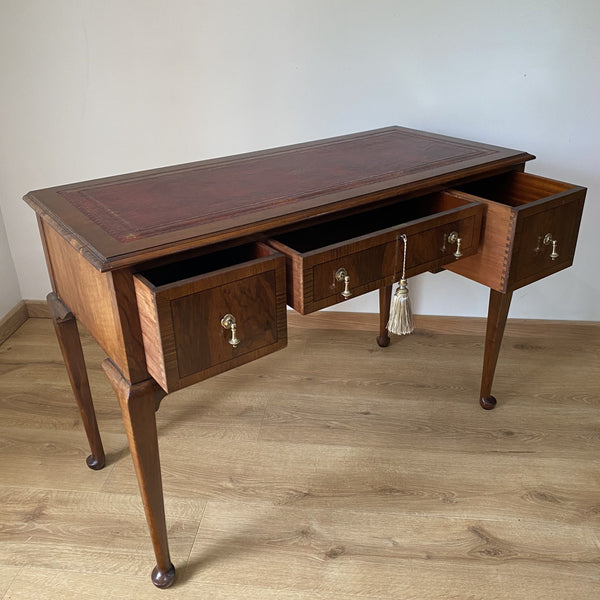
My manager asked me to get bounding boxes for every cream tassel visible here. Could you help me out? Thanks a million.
[387,278,414,335]
[387,234,414,335]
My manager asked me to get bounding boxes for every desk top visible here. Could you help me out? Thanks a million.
[25,126,533,271]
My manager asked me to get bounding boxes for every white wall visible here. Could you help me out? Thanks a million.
[0,206,21,319]
[1,0,598,320]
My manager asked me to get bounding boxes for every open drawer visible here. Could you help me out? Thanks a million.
[445,171,586,292]
[267,191,483,314]
[134,243,287,392]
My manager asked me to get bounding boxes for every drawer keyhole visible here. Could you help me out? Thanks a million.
[543,233,559,260]
[221,314,240,348]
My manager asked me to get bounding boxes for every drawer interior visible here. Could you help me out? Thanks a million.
[456,171,573,207]
[137,243,269,287]
[270,191,472,253]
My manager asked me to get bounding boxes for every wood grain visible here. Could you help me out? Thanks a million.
[444,197,515,290]
[0,566,21,599]
[1,317,598,598]
[187,503,599,598]
[1,568,378,600]
[41,222,132,378]
[509,189,585,289]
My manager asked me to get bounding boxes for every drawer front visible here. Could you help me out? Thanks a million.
[510,192,585,289]
[311,213,480,304]
[269,194,483,314]
[134,249,287,392]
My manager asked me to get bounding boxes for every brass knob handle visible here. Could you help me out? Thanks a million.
[543,233,559,260]
[221,313,240,347]
[335,267,352,299]
[447,231,463,259]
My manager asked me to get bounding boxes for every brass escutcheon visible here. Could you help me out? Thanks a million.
[335,267,352,299]
[447,231,463,259]
[221,313,240,347]
[543,233,559,260]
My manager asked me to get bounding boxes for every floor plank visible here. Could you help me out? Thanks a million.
[0,426,122,491]
[187,502,599,599]
[0,487,204,577]
[3,567,365,600]
[0,565,22,599]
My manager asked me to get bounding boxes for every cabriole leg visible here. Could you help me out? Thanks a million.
[47,292,105,470]
[102,359,175,589]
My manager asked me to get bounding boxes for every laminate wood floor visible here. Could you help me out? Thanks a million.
[1,315,599,599]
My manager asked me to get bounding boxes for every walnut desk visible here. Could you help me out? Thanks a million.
[24,127,586,588]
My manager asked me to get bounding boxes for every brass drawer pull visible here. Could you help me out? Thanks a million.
[447,231,463,259]
[221,313,240,347]
[335,267,352,299]
[543,233,559,260]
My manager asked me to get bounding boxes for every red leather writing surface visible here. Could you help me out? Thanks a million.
[25,126,532,270]
[58,128,494,243]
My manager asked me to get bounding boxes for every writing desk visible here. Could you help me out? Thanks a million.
[24,127,586,587]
